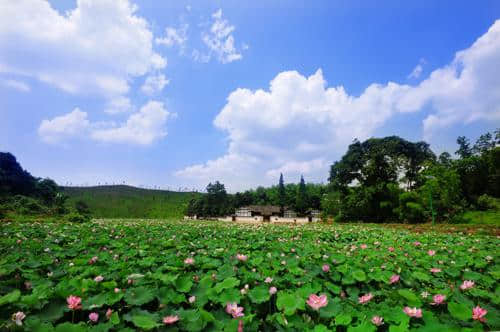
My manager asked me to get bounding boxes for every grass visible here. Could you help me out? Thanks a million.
[462,210,500,225]
[61,185,199,219]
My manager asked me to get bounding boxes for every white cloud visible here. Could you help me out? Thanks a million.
[0,78,30,92]
[191,49,211,63]
[104,96,134,114]
[156,24,189,53]
[0,0,166,98]
[176,20,500,191]
[199,9,245,64]
[39,101,173,145]
[38,108,90,143]
[91,101,173,145]
[141,74,169,95]
[408,58,426,79]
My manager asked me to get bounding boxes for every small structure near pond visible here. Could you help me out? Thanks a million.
[218,205,321,224]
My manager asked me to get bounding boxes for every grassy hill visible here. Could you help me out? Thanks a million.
[61,185,199,219]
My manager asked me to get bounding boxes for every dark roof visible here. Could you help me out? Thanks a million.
[239,205,281,215]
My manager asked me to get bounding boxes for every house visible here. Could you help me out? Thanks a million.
[283,209,297,218]
[213,205,321,224]
[306,209,321,222]
[235,205,281,221]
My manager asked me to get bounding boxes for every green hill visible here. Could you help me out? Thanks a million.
[61,185,199,219]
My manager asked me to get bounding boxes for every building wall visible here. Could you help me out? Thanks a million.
[270,217,310,224]
[217,216,233,222]
[235,216,263,222]
[235,208,252,217]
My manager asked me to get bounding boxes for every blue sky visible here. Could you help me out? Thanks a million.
[1,0,499,192]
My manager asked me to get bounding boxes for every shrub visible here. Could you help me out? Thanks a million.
[65,212,90,223]
[399,192,426,223]
[75,200,91,216]
[13,195,47,215]
[476,194,496,211]
[449,213,469,224]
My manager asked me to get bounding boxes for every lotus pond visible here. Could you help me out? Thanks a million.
[0,219,499,331]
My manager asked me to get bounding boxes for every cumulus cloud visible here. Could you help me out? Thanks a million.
[104,96,134,114]
[39,101,173,145]
[156,24,189,53]
[176,20,500,191]
[199,9,245,64]
[0,0,166,98]
[408,58,426,79]
[38,108,90,144]
[0,78,30,92]
[141,74,169,95]
[91,101,173,145]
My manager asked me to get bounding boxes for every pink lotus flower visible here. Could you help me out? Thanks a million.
[388,247,395,252]
[106,308,113,320]
[431,294,445,305]
[428,250,436,256]
[430,268,441,273]
[264,277,273,283]
[360,244,368,249]
[269,286,277,295]
[89,312,99,323]
[236,254,248,262]
[472,306,487,322]
[184,257,194,265]
[390,274,400,284]
[163,315,180,324]
[94,275,104,282]
[114,288,121,293]
[67,295,82,310]
[322,264,330,272]
[460,280,475,290]
[307,294,328,310]
[12,312,25,326]
[189,296,196,303]
[403,307,422,318]
[226,302,245,318]
[371,315,384,326]
[358,293,374,304]
[413,241,421,246]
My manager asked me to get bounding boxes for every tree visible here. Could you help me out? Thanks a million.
[473,133,495,155]
[455,136,472,159]
[35,178,59,205]
[438,152,452,166]
[0,152,37,197]
[206,181,228,216]
[278,173,285,215]
[296,175,307,215]
[328,136,434,222]
[419,163,463,220]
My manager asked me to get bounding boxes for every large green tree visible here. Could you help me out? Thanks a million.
[328,136,435,222]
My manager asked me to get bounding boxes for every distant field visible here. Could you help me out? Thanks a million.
[62,185,199,219]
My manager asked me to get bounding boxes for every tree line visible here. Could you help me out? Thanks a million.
[325,130,499,223]
[0,152,90,221]
[186,129,499,223]
[185,175,327,218]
